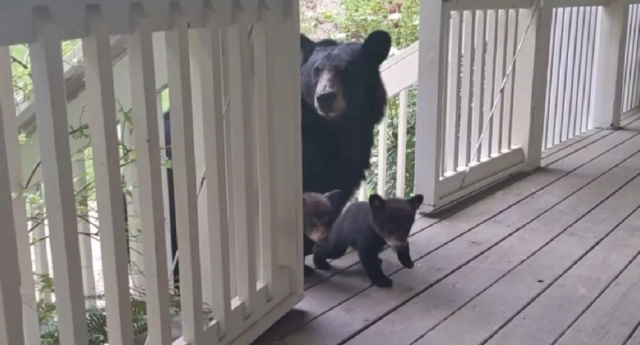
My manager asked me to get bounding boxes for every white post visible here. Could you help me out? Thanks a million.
[156,91,173,278]
[0,47,41,345]
[519,1,553,169]
[32,185,51,303]
[73,156,96,307]
[414,0,447,212]
[121,123,145,294]
[591,0,627,129]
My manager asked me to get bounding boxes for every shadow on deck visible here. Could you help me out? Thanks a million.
[253,112,640,345]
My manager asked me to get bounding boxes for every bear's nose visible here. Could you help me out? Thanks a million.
[316,92,337,110]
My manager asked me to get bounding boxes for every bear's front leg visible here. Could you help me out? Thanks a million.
[312,243,332,270]
[313,238,350,271]
[358,247,392,288]
[304,235,316,276]
[396,247,414,269]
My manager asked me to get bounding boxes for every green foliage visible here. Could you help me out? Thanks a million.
[304,0,421,198]
[36,276,186,345]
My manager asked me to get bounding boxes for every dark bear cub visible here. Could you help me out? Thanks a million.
[313,193,424,287]
[302,190,342,276]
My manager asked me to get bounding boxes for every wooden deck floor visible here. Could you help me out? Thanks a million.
[253,112,640,345]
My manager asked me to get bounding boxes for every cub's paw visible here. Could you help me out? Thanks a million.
[314,256,332,271]
[304,265,314,277]
[371,276,393,288]
[402,259,414,269]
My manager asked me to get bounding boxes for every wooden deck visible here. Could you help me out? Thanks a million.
[253,112,640,345]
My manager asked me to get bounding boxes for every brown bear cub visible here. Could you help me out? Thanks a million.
[303,190,342,276]
[313,193,424,287]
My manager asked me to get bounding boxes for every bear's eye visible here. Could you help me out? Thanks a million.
[312,66,322,79]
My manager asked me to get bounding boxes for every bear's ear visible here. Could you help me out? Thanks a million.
[362,30,392,66]
[369,194,387,213]
[324,189,342,208]
[300,34,316,66]
[407,194,424,211]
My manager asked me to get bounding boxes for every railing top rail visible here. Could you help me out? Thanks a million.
[0,0,278,47]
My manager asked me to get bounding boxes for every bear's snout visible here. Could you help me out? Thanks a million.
[317,91,337,112]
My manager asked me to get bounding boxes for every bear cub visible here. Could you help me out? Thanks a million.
[313,193,424,287]
[302,190,342,277]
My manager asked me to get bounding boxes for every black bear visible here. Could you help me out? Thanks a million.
[299,30,392,212]
[302,190,342,276]
[313,193,424,288]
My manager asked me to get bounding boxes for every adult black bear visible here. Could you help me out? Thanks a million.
[299,30,392,211]
[313,193,423,288]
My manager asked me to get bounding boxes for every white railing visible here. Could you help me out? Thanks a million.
[357,43,419,200]
[543,6,600,150]
[0,2,303,345]
[622,4,640,113]
[367,0,632,213]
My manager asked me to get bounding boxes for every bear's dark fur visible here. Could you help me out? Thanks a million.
[299,30,392,212]
[302,190,342,276]
[313,193,424,288]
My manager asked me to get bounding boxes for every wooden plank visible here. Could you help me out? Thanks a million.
[127,13,173,345]
[485,188,640,345]
[300,72,640,292]
[29,14,88,345]
[0,47,40,345]
[226,20,259,316]
[542,114,640,168]
[624,321,640,344]
[555,247,640,345]
[254,111,640,345]
[165,13,204,343]
[82,11,135,345]
[191,19,232,339]
[410,152,640,345]
[377,114,388,195]
[459,10,475,167]
[541,129,601,159]
[0,51,26,345]
[342,128,640,345]
[396,90,409,196]
[446,11,462,173]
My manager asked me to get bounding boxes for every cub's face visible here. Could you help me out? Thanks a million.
[303,190,342,243]
[368,194,424,252]
[299,31,392,118]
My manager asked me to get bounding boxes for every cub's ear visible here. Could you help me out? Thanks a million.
[407,194,424,211]
[362,30,392,66]
[300,34,316,66]
[324,189,342,208]
[368,194,387,213]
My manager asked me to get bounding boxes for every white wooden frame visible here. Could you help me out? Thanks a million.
[0,1,303,345]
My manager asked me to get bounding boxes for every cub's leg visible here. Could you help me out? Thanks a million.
[356,243,392,288]
[313,240,349,271]
[303,235,316,276]
[396,247,414,269]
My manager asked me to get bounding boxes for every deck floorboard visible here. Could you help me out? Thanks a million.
[253,113,640,345]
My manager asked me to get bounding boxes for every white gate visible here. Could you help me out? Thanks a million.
[0,1,303,345]
[414,0,626,213]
